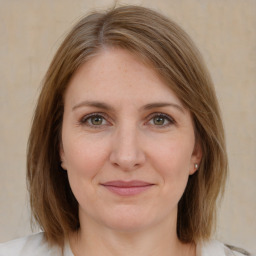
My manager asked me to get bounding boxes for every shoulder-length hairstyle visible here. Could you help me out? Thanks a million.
[27,5,227,249]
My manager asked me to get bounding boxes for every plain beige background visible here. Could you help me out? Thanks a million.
[0,0,255,254]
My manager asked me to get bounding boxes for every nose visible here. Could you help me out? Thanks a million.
[109,124,146,171]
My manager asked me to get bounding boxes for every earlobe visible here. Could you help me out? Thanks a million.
[59,143,67,170]
[60,160,67,170]
[189,164,198,175]
[189,142,202,175]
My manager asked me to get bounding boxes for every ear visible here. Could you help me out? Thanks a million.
[189,141,202,175]
[59,142,67,170]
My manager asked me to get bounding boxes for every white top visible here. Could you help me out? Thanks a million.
[0,232,250,256]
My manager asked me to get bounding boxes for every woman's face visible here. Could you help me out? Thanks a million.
[60,48,201,233]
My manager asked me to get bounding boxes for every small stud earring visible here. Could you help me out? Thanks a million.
[195,163,199,170]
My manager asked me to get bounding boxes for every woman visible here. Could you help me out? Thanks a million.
[0,5,251,256]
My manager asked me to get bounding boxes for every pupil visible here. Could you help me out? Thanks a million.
[154,116,164,125]
[92,116,102,125]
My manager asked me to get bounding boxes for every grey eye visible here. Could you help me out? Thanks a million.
[147,113,174,127]
[81,114,108,127]
[153,116,166,125]
[89,116,104,125]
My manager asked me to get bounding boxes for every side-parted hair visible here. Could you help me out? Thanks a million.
[27,5,227,248]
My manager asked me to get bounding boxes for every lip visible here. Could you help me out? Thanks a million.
[101,180,154,196]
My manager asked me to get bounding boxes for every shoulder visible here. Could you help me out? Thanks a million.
[199,240,252,256]
[0,233,62,256]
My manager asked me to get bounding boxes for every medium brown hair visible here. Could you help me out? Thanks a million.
[27,5,227,248]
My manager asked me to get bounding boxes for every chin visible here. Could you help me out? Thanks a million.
[98,206,162,233]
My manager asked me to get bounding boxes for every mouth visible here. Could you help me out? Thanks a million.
[100,180,154,196]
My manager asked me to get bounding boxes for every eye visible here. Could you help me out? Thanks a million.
[89,115,104,125]
[80,113,110,127]
[147,113,175,127]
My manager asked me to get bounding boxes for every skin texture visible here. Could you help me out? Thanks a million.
[60,48,201,256]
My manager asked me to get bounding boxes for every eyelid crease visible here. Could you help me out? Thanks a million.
[147,112,175,121]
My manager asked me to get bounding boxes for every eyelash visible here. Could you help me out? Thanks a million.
[79,112,110,128]
[78,112,175,128]
[146,113,175,127]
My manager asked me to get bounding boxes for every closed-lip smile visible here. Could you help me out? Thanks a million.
[100,180,154,196]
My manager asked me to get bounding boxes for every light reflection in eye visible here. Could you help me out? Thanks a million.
[147,113,175,127]
[80,113,109,127]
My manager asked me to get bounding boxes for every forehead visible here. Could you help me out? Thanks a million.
[64,48,183,108]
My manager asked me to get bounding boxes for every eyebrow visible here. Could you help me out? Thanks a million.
[142,102,185,113]
[72,101,114,111]
[72,101,185,113]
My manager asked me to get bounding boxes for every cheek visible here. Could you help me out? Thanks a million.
[63,135,109,181]
[150,137,194,192]
[152,136,193,171]
[63,138,110,208]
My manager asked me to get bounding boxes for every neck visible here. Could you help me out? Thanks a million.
[69,215,196,256]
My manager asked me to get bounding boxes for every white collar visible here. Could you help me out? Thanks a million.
[197,240,226,256]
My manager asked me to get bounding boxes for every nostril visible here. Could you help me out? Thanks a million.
[113,162,119,167]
